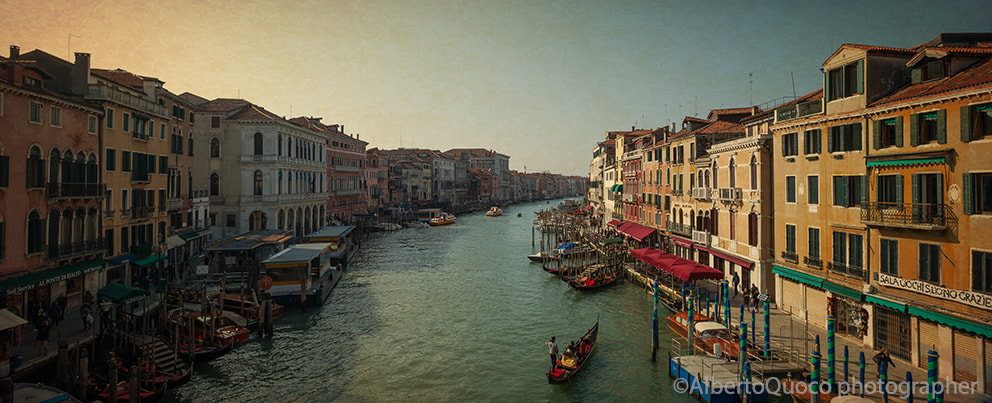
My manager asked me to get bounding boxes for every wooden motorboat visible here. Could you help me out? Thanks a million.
[87,376,163,403]
[428,212,457,226]
[546,320,599,384]
[486,206,503,217]
[178,340,233,363]
[666,311,741,359]
[169,308,250,346]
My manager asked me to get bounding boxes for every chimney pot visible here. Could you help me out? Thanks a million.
[9,45,19,58]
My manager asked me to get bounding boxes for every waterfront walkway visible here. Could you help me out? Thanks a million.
[629,267,987,403]
[5,302,96,380]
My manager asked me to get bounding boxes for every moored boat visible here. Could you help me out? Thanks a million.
[169,308,251,346]
[567,266,622,290]
[261,242,343,306]
[428,212,457,226]
[527,251,558,262]
[301,225,360,268]
[178,341,233,363]
[547,320,599,384]
[666,311,740,359]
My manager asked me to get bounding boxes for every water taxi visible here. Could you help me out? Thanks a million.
[261,242,342,306]
[486,206,503,217]
[428,212,457,226]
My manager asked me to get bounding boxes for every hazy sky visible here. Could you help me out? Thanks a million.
[4,0,990,176]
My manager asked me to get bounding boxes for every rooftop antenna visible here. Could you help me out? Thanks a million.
[67,33,80,60]
[791,70,797,99]
[694,97,698,117]
[749,72,754,106]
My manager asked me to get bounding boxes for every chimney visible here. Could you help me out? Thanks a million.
[70,52,90,96]
[9,45,19,58]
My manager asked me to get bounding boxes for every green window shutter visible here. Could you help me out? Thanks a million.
[824,72,832,102]
[792,135,799,155]
[911,68,922,84]
[827,127,835,153]
[873,120,882,150]
[936,109,947,144]
[963,173,974,215]
[816,129,822,154]
[852,123,862,151]
[856,60,865,94]
[910,114,920,146]
[961,105,973,142]
[911,174,920,204]
[894,174,903,205]
[782,137,788,156]
[840,176,849,207]
[936,173,943,204]
[895,116,904,147]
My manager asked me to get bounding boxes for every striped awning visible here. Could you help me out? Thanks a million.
[866,157,945,168]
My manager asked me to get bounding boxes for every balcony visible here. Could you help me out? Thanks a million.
[861,202,955,231]
[48,238,106,260]
[781,250,799,264]
[666,220,692,237]
[691,187,711,200]
[715,187,742,202]
[86,82,168,117]
[670,188,683,197]
[803,256,823,269]
[131,206,154,219]
[829,261,866,281]
[167,198,182,211]
[776,99,823,123]
[47,183,107,199]
[621,194,635,203]
[692,230,710,245]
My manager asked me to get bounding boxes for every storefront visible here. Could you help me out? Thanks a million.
[0,258,105,323]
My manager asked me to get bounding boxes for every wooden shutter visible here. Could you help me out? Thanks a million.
[876,175,883,203]
[936,173,943,204]
[918,319,940,369]
[910,114,920,146]
[827,127,835,153]
[839,176,849,207]
[963,173,974,215]
[962,105,973,142]
[853,123,862,150]
[873,120,882,150]
[856,60,865,94]
[792,135,799,155]
[937,109,947,144]
[895,116,904,147]
[712,208,719,237]
[824,71,832,103]
[953,330,977,382]
[894,174,903,205]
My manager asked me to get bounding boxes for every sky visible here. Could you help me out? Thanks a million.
[3,0,991,176]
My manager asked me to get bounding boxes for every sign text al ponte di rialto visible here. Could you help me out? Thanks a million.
[878,273,992,310]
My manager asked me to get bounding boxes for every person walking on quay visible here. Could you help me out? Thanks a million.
[873,347,895,378]
[48,299,62,327]
[35,317,50,357]
[732,272,740,297]
[750,284,760,307]
[80,302,92,330]
[546,336,559,369]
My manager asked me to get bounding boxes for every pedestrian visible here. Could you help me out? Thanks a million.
[80,303,92,330]
[873,347,895,377]
[56,294,67,316]
[35,317,50,357]
[48,300,62,327]
[750,284,760,306]
[546,336,559,369]
[732,272,740,297]
[84,290,94,305]
[742,286,750,307]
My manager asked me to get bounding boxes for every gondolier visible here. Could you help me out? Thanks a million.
[546,336,558,368]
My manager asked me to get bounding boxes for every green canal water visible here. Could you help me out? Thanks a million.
[164,200,699,402]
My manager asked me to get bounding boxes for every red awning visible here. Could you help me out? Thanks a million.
[606,220,622,228]
[670,262,724,282]
[616,222,656,242]
[701,247,754,269]
[672,237,693,248]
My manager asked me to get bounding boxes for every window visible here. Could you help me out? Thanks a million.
[911,111,945,145]
[254,170,263,195]
[808,176,819,205]
[106,108,114,129]
[160,122,166,140]
[832,232,863,272]
[50,107,61,127]
[826,60,863,101]
[962,103,992,142]
[226,214,236,227]
[0,155,8,187]
[911,173,943,223]
[973,250,992,294]
[211,116,221,128]
[912,60,944,83]
[188,133,194,156]
[919,243,941,283]
[833,175,866,208]
[808,227,820,259]
[121,151,131,172]
[120,226,128,252]
[254,132,264,155]
[786,176,796,203]
[159,156,168,174]
[874,117,902,149]
[210,138,220,158]
[804,129,821,155]
[29,102,42,123]
[747,212,758,247]
[827,123,862,152]
[880,239,898,276]
[105,189,113,212]
[122,112,130,132]
[105,148,116,171]
[877,174,903,208]
[785,224,796,254]
[88,116,98,134]
[210,173,219,196]
[26,146,45,188]
[963,173,992,215]
[27,210,45,254]
[0,219,4,260]
[782,132,799,157]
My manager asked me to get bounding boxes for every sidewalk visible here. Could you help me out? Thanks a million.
[7,304,98,379]
[691,279,988,403]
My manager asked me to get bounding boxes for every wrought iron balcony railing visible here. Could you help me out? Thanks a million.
[47,238,106,260]
[692,230,710,245]
[861,201,955,230]
[781,250,799,263]
[828,261,866,281]
[803,256,822,269]
[47,182,107,199]
[715,187,742,202]
[691,187,711,200]
[666,220,692,237]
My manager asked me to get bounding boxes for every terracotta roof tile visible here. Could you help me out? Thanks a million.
[90,68,153,91]
[870,56,992,108]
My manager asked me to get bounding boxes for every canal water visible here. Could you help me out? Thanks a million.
[165,200,698,402]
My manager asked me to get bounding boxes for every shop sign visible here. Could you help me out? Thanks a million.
[878,273,992,310]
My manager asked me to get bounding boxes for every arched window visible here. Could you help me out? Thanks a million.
[74,151,85,183]
[254,170,263,196]
[729,158,737,188]
[210,138,220,158]
[50,148,62,185]
[27,210,45,254]
[278,135,282,156]
[74,208,85,245]
[48,210,61,258]
[254,132,263,156]
[210,173,219,196]
[711,160,718,189]
[750,156,758,190]
[60,208,72,246]
[87,154,98,184]
[27,146,45,188]
[278,171,283,195]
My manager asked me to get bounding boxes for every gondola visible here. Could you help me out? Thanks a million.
[567,269,622,290]
[546,320,599,384]
[178,341,233,363]
[87,375,164,403]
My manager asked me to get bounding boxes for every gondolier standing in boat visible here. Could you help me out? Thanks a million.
[546,336,559,369]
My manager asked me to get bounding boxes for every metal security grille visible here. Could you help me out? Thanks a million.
[953,330,977,382]
[875,306,912,361]
[918,319,939,369]
[782,279,803,319]
[806,287,827,329]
